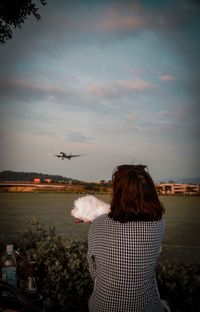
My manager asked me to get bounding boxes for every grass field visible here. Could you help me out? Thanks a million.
[0,193,200,263]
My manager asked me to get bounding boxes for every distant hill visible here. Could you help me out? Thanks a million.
[1,170,199,185]
[157,177,200,184]
[0,170,81,183]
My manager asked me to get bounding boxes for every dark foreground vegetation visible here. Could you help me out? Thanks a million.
[0,220,200,312]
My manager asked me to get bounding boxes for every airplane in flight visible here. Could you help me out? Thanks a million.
[50,152,83,160]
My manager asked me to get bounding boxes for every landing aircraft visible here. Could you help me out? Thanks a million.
[50,152,83,160]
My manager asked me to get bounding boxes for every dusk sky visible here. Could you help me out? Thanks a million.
[0,0,199,182]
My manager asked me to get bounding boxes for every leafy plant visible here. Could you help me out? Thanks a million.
[0,0,47,44]
[1,219,200,312]
[1,219,92,311]
[156,261,200,312]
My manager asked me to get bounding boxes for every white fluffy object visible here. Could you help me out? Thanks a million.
[71,195,110,222]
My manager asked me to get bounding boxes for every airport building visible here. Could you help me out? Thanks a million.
[156,182,200,195]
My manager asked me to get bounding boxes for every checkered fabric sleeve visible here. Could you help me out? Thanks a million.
[88,214,165,312]
[87,250,96,281]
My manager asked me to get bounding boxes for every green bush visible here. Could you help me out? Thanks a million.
[156,261,200,312]
[1,219,93,312]
[1,219,200,312]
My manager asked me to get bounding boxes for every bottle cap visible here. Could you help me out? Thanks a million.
[6,244,14,253]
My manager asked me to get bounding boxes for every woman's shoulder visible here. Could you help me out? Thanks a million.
[90,215,165,229]
[92,213,109,224]
[88,214,106,235]
[138,217,165,229]
[89,213,111,229]
[140,217,165,237]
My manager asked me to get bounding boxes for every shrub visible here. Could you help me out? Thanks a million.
[1,219,93,312]
[156,261,200,312]
[1,219,200,311]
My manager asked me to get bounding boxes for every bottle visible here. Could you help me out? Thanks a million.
[25,262,37,294]
[1,244,17,289]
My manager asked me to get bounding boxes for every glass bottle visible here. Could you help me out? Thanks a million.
[1,244,17,288]
[25,262,37,293]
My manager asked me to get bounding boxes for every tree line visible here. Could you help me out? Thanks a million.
[0,170,80,184]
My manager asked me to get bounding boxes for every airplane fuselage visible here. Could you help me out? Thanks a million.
[55,152,81,160]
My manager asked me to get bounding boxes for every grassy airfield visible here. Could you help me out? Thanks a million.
[0,193,199,263]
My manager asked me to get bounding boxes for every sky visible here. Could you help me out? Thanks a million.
[0,0,199,182]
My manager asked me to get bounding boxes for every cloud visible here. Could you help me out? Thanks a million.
[0,77,73,102]
[159,74,175,81]
[91,5,147,33]
[157,110,172,120]
[0,75,133,120]
[86,78,155,98]
[67,131,94,143]
[77,0,200,39]
[119,105,199,146]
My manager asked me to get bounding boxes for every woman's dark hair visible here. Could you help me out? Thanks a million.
[109,164,165,222]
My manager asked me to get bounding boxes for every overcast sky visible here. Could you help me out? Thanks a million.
[0,0,199,182]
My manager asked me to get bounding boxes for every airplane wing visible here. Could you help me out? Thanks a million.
[66,154,85,159]
[48,153,61,158]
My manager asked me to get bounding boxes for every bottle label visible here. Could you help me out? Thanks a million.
[2,267,17,287]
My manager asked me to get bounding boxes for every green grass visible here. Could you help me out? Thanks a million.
[0,193,109,240]
[159,196,200,263]
[0,193,200,263]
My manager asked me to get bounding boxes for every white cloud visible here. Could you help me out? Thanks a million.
[67,131,95,143]
[159,74,175,81]
[86,78,155,97]
[157,110,172,120]
[91,5,147,33]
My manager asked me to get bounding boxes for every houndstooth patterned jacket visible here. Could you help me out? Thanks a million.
[87,214,165,312]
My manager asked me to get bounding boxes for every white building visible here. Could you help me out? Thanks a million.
[156,183,200,195]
